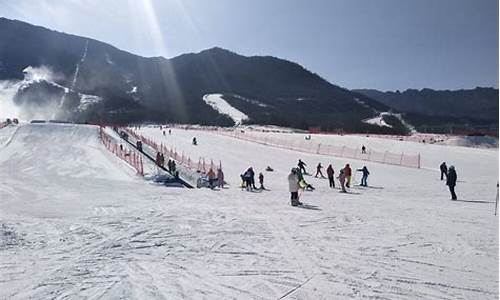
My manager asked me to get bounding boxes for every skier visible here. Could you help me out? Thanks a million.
[163,130,166,136]
[288,168,302,206]
[357,166,370,187]
[440,162,448,181]
[337,169,347,192]
[344,163,352,188]
[217,168,225,188]
[446,165,457,200]
[192,137,197,145]
[361,145,366,154]
[207,168,216,189]
[298,159,307,174]
[169,129,172,135]
[326,164,335,188]
[258,172,265,190]
[136,140,143,152]
[315,163,325,178]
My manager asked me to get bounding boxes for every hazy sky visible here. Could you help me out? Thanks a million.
[1,0,498,91]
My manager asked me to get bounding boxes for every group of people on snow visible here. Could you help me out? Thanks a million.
[240,167,266,191]
[287,159,371,206]
[206,167,225,189]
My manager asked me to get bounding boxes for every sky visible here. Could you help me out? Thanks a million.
[0,0,498,91]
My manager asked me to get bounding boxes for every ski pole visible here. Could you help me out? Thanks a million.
[495,183,498,216]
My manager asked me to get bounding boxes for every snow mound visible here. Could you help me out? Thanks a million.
[363,115,392,128]
[0,123,134,180]
[203,93,248,125]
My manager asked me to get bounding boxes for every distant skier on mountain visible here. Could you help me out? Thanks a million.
[298,159,307,174]
[361,145,367,154]
[315,163,325,178]
[288,168,302,206]
[446,165,457,200]
[344,164,352,188]
[357,166,370,187]
[192,137,197,145]
[440,162,448,181]
[326,164,335,188]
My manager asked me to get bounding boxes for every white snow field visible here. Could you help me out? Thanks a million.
[0,123,498,299]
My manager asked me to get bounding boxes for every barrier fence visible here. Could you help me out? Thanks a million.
[216,130,421,168]
[99,127,144,175]
[122,127,222,178]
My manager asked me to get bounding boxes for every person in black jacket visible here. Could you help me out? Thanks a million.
[446,165,457,200]
[357,166,370,187]
[440,162,448,181]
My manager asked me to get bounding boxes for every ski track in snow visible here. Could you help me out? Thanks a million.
[203,93,248,125]
[0,124,498,299]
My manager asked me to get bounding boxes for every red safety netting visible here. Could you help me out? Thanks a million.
[216,130,421,168]
[99,127,144,175]
[122,127,222,174]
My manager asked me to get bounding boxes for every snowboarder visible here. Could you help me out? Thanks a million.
[344,164,352,188]
[288,168,302,206]
[192,137,197,145]
[326,164,335,188]
[357,166,370,187]
[446,165,457,200]
[217,168,224,188]
[258,172,265,190]
[315,163,325,178]
[298,159,307,174]
[440,162,448,181]
[207,168,216,189]
[361,145,366,154]
[338,169,347,192]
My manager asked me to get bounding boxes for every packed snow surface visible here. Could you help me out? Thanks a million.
[203,93,248,125]
[0,123,498,299]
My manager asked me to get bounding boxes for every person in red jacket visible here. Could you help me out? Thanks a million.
[326,164,335,188]
[344,163,352,188]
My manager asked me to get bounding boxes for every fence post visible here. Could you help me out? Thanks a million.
[316,143,321,154]
[341,146,346,157]
[400,152,404,165]
[418,153,421,169]
[383,151,388,163]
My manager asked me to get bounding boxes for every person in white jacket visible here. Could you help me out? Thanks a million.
[288,168,302,206]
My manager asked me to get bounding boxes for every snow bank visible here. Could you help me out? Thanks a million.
[203,93,248,125]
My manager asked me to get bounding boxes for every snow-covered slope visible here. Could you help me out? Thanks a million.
[203,93,248,125]
[0,124,498,299]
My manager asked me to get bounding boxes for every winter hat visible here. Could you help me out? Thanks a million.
[449,165,455,170]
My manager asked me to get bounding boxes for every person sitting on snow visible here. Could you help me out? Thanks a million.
[207,168,216,189]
